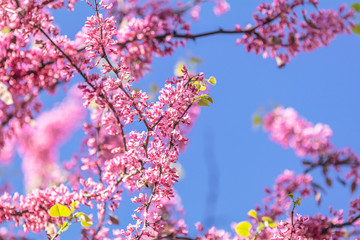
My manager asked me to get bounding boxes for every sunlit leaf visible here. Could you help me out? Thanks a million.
[75,212,93,227]
[247,209,257,219]
[174,61,186,76]
[351,3,360,12]
[70,201,79,213]
[253,115,262,126]
[208,76,216,85]
[235,221,252,237]
[49,204,71,218]
[199,85,207,91]
[58,221,71,234]
[262,216,277,228]
[257,222,265,231]
[352,24,360,35]
[189,57,203,64]
[88,100,99,110]
[294,196,302,206]
[197,97,209,107]
[151,83,158,92]
[1,27,10,34]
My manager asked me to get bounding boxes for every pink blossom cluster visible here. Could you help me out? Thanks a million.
[77,0,193,79]
[236,1,353,65]
[253,213,346,240]
[0,0,88,149]
[0,0,358,239]
[0,0,353,150]
[263,106,360,194]
[263,106,333,157]
[19,88,85,191]
[1,87,85,191]
[261,170,313,220]
[0,185,77,233]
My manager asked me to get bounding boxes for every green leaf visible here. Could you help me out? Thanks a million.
[70,201,79,213]
[207,97,213,104]
[58,221,71,234]
[352,24,360,35]
[174,61,186,76]
[189,57,203,64]
[197,97,209,107]
[351,3,360,12]
[262,216,278,228]
[193,81,201,90]
[257,222,265,231]
[1,27,10,34]
[49,204,71,218]
[294,196,303,206]
[199,85,207,91]
[288,193,294,199]
[252,115,262,126]
[75,212,93,227]
[235,221,252,237]
[248,209,257,219]
[208,76,217,85]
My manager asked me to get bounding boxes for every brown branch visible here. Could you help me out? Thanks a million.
[323,214,360,233]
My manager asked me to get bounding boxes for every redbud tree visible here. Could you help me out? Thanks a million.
[0,0,359,239]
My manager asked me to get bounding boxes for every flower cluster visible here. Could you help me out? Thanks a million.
[263,106,360,194]
[0,0,357,239]
[263,106,333,157]
[236,1,353,65]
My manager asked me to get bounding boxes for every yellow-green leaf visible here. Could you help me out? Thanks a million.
[288,193,294,199]
[208,76,216,85]
[80,219,93,227]
[199,85,207,91]
[193,82,201,90]
[235,221,252,237]
[207,97,213,104]
[151,83,158,92]
[58,221,71,234]
[49,204,71,218]
[248,209,257,219]
[189,57,203,64]
[174,61,186,76]
[352,24,360,35]
[75,212,93,227]
[1,27,10,34]
[70,201,79,213]
[257,222,265,231]
[262,216,277,228]
[351,3,360,12]
[252,115,262,126]
[294,196,302,206]
[197,97,209,107]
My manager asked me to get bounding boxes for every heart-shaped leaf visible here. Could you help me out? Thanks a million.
[49,204,71,218]
[75,212,93,227]
[235,221,252,237]
[262,216,277,228]
[247,209,257,219]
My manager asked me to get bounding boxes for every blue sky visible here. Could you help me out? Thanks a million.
[10,0,360,238]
